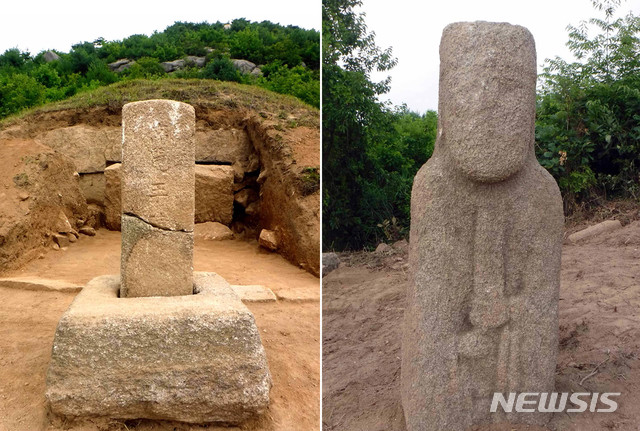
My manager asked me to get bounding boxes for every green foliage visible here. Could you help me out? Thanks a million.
[201,56,242,82]
[323,0,437,250]
[0,19,319,119]
[537,0,640,209]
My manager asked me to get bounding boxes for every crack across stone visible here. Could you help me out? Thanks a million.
[123,212,192,233]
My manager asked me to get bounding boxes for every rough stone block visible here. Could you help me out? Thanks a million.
[194,222,235,241]
[194,165,234,224]
[78,172,105,205]
[195,128,253,164]
[46,272,271,423]
[121,214,193,297]
[104,163,121,230]
[39,125,108,173]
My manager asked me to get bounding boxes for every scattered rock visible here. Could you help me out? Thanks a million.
[185,56,206,68]
[231,59,258,74]
[79,226,96,236]
[322,252,340,275]
[52,233,70,248]
[108,58,135,73]
[160,59,186,73]
[568,220,623,243]
[259,229,278,251]
[67,233,77,243]
[375,242,391,253]
[392,239,409,253]
[43,51,60,62]
[234,187,259,208]
[194,222,234,241]
[18,191,29,201]
[55,211,73,233]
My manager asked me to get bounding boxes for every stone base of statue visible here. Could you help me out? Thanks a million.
[45,272,271,424]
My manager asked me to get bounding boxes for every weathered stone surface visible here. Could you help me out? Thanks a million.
[194,222,235,241]
[78,172,105,205]
[103,127,123,162]
[46,272,271,423]
[160,59,185,73]
[120,99,195,297]
[39,125,107,173]
[79,226,96,236]
[108,58,135,72]
[121,99,195,232]
[322,252,340,275]
[121,214,193,297]
[258,229,278,251]
[402,22,564,431]
[0,276,82,292]
[195,165,234,224]
[568,219,622,243]
[185,55,206,68]
[43,51,60,62]
[234,187,259,208]
[52,233,70,248]
[195,128,253,163]
[231,284,277,302]
[231,59,257,74]
[55,210,73,233]
[104,163,121,230]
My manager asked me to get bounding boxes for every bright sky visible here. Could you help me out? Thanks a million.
[0,0,319,55]
[364,0,640,113]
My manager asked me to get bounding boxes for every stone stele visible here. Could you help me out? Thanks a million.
[46,272,271,423]
[121,99,195,297]
[401,22,564,430]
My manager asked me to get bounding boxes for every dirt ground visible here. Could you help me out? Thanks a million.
[323,221,640,431]
[0,231,320,431]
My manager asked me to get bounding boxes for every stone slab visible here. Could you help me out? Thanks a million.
[104,163,121,230]
[120,214,193,297]
[121,99,195,232]
[194,165,234,224]
[195,128,252,164]
[274,287,319,303]
[38,125,107,173]
[231,285,277,302]
[78,172,105,205]
[0,277,82,293]
[46,272,271,423]
[568,219,622,243]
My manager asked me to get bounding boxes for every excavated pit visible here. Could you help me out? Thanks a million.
[0,104,319,276]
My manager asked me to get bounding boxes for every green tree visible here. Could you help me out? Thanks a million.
[323,0,399,249]
[537,0,640,209]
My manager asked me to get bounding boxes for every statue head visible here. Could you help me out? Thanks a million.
[437,22,537,183]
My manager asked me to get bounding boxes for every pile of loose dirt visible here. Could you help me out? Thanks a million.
[323,220,640,431]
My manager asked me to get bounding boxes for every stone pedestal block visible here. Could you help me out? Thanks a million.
[46,272,271,423]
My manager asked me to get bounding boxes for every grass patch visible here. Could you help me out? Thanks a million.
[0,79,319,129]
